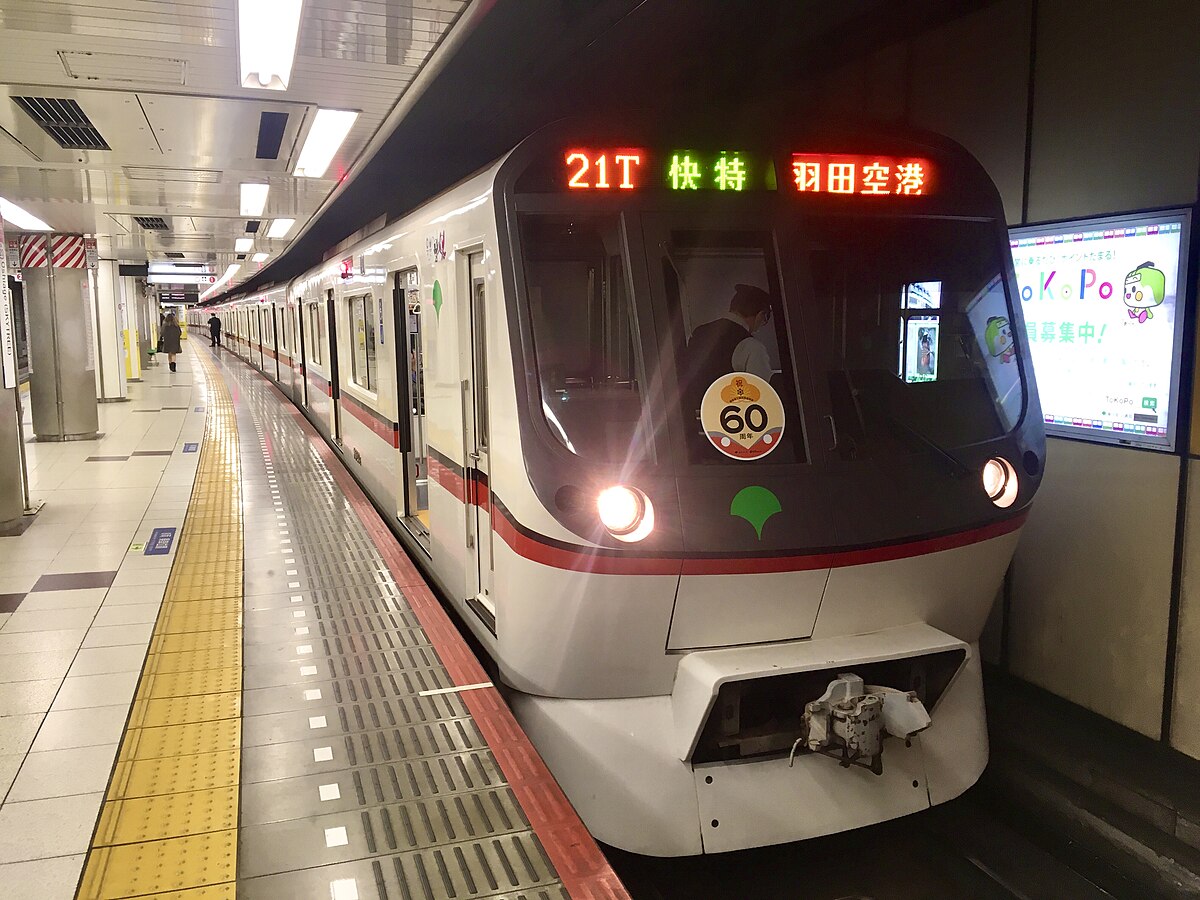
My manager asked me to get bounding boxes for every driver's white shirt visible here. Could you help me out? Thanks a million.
[722,314,773,380]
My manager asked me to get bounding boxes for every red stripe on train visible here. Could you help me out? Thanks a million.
[428,457,1027,576]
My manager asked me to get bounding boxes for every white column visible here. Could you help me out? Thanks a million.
[0,214,29,528]
[93,259,129,401]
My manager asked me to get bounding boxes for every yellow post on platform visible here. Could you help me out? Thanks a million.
[123,328,142,380]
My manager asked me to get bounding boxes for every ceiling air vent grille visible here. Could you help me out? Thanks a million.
[13,96,110,151]
[165,252,185,259]
[134,216,169,231]
[125,166,221,183]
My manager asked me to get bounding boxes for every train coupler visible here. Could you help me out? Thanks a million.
[788,673,932,775]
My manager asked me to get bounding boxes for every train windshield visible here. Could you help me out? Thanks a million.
[802,216,1023,459]
[519,209,1023,464]
[519,214,650,460]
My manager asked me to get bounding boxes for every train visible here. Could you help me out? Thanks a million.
[190,120,1045,856]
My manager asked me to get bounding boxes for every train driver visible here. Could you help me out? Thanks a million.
[679,283,776,439]
[684,282,774,390]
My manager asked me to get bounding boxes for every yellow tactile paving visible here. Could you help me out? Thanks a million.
[76,829,237,899]
[116,718,241,762]
[77,347,243,900]
[128,692,241,728]
[108,749,241,800]
[131,885,236,900]
[93,786,240,845]
[149,630,242,657]
[142,667,243,698]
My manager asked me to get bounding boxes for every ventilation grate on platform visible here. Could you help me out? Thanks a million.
[13,96,110,150]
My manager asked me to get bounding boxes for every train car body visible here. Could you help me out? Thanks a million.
[194,120,1044,856]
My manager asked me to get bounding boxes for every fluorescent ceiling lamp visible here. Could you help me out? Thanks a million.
[201,263,241,300]
[293,109,359,178]
[149,263,211,274]
[148,274,218,286]
[235,238,253,253]
[238,0,303,91]
[252,252,268,262]
[0,197,51,231]
[240,183,269,216]
[266,217,295,239]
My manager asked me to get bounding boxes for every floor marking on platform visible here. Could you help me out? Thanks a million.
[77,346,242,900]
[417,680,494,696]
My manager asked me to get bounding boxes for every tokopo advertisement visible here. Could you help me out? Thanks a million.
[1010,211,1190,451]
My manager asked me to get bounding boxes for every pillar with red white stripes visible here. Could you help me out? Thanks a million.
[19,233,100,440]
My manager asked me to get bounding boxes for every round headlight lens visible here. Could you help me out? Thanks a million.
[597,485,654,542]
[982,457,1018,508]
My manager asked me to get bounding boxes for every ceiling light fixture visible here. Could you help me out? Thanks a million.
[240,183,269,216]
[237,0,304,91]
[252,252,268,262]
[0,198,52,231]
[201,263,241,301]
[293,109,359,178]
[235,238,253,253]
[266,217,295,239]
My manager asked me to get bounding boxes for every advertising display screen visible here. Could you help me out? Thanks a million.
[1010,210,1191,451]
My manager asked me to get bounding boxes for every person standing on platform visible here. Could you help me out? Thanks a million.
[208,313,222,348]
[161,313,183,373]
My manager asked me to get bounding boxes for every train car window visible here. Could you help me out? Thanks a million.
[804,216,1023,460]
[306,302,322,365]
[518,214,650,460]
[348,293,378,391]
[664,230,805,465]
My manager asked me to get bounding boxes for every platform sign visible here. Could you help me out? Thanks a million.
[183,442,198,453]
[0,215,16,389]
[1010,210,1191,451]
[145,526,177,556]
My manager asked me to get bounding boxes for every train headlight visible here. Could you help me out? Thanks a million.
[982,457,1018,508]
[597,485,654,542]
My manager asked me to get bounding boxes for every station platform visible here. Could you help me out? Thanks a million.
[0,343,626,900]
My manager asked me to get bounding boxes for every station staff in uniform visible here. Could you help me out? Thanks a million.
[684,282,773,392]
[679,283,776,445]
[208,313,222,348]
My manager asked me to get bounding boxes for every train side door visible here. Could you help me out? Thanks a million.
[464,251,494,614]
[270,304,280,381]
[296,299,309,406]
[257,307,267,370]
[394,268,429,543]
[326,289,343,442]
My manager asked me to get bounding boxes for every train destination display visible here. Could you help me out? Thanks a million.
[561,148,936,196]
[1010,211,1190,451]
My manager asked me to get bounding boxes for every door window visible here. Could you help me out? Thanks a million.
[306,302,322,365]
[348,293,377,391]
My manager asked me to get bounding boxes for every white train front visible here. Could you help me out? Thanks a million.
[193,121,1045,856]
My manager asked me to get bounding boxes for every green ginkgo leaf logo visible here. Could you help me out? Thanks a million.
[432,279,443,319]
[730,486,781,540]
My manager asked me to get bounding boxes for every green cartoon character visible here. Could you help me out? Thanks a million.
[984,316,1015,363]
[1124,262,1166,323]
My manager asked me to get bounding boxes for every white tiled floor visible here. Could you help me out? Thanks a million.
[0,350,207,898]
